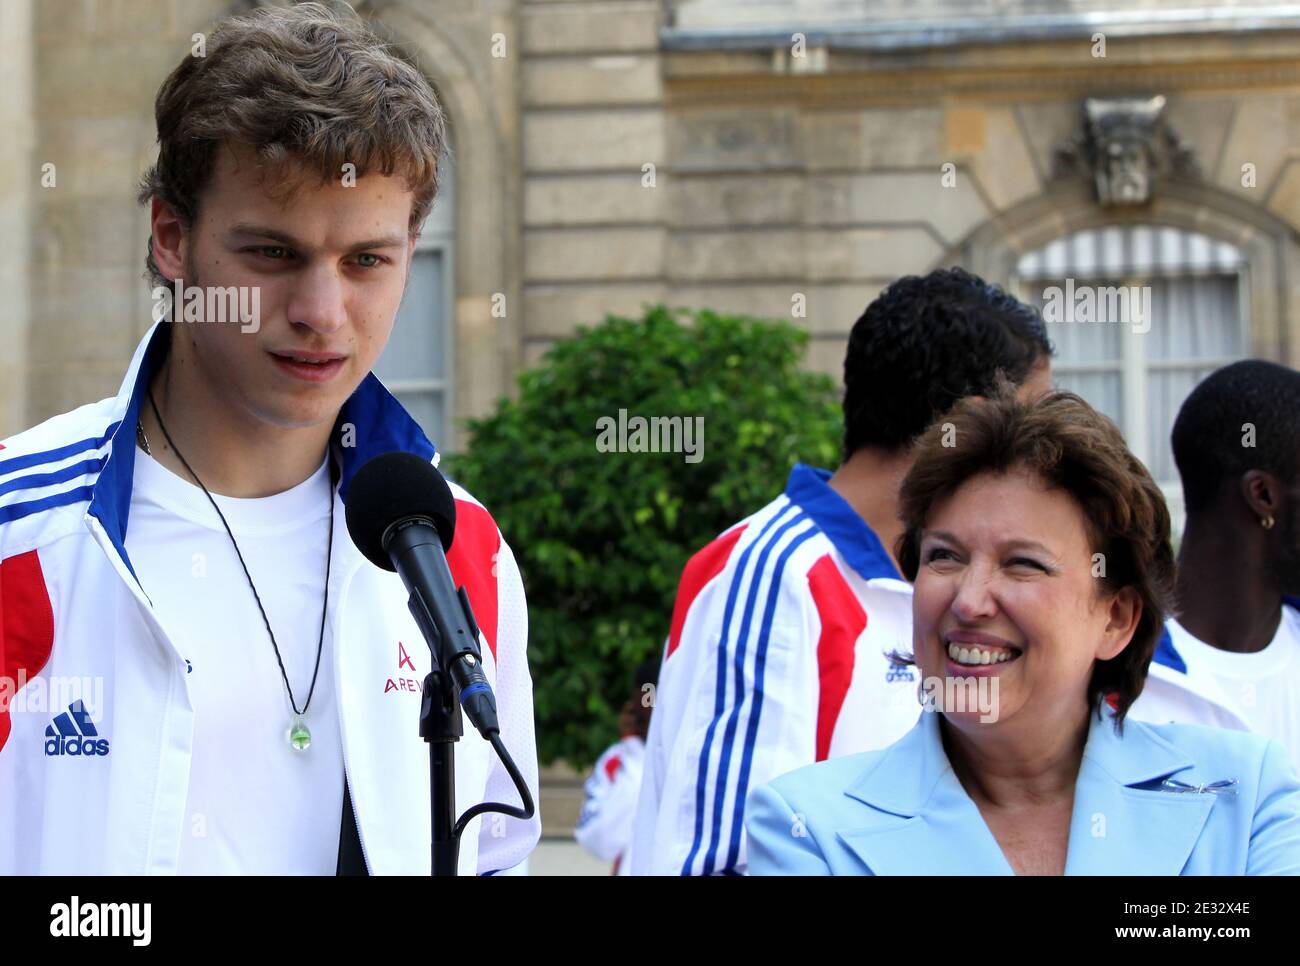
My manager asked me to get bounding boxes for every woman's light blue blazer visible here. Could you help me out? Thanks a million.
[745,706,1300,875]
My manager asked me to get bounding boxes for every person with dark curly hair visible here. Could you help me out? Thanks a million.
[630,268,1052,874]
[1132,361,1300,773]
[746,391,1300,875]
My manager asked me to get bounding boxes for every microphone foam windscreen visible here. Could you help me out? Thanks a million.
[345,451,457,571]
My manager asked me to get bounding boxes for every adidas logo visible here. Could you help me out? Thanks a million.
[44,700,110,757]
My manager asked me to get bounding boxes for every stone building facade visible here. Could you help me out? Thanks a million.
[5,0,1298,496]
[5,0,1300,864]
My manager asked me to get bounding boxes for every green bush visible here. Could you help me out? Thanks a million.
[447,306,842,768]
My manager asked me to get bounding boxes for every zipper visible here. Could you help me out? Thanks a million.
[85,512,194,874]
[85,513,180,658]
[331,514,372,873]
[342,777,369,875]
[334,629,371,872]
[339,752,371,874]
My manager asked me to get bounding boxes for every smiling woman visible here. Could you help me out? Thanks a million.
[745,391,1300,876]
[894,390,1175,724]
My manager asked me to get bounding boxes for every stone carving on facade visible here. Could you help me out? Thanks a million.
[1054,95,1198,206]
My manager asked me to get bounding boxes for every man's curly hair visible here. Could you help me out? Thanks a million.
[842,267,1053,456]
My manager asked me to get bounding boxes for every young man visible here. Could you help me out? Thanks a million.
[1131,360,1300,772]
[629,268,1053,875]
[0,4,538,875]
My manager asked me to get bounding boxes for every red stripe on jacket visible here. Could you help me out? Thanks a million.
[666,525,747,660]
[446,500,502,662]
[807,554,866,762]
[0,551,56,754]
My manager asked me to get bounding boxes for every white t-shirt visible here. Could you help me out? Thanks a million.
[125,448,344,874]
[1157,608,1300,774]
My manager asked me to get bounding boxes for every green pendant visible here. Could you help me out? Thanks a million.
[288,715,312,752]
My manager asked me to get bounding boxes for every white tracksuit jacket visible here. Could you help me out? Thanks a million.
[1130,600,1300,734]
[574,734,644,874]
[0,320,540,874]
[630,465,922,875]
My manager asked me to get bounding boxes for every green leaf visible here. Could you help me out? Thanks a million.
[448,305,842,768]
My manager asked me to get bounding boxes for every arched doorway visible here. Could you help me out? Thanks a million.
[946,179,1297,533]
[1011,224,1247,489]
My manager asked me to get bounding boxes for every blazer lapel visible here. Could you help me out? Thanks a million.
[835,712,1014,875]
[836,776,1015,875]
[834,708,1218,876]
[1064,712,1215,875]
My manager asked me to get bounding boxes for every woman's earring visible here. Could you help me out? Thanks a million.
[1262,515,1275,530]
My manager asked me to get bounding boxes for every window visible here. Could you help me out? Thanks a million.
[1013,225,1248,528]
[372,150,455,451]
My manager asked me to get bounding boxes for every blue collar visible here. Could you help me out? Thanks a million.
[1151,624,1187,674]
[845,702,1192,818]
[836,704,1211,876]
[783,464,902,582]
[1152,595,1300,676]
[87,321,436,579]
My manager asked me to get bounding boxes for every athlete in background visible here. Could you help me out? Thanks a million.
[630,268,1053,875]
[1131,360,1300,772]
[575,660,658,874]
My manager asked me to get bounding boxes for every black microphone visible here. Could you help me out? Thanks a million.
[345,451,500,739]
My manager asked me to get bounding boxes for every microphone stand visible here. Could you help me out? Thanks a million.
[420,666,461,875]
[351,455,539,876]
[412,588,480,876]
[389,518,537,877]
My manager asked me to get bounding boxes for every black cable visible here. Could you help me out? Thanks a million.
[453,732,536,839]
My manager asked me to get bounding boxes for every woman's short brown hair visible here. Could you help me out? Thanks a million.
[137,2,447,289]
[894,390,1177,722]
